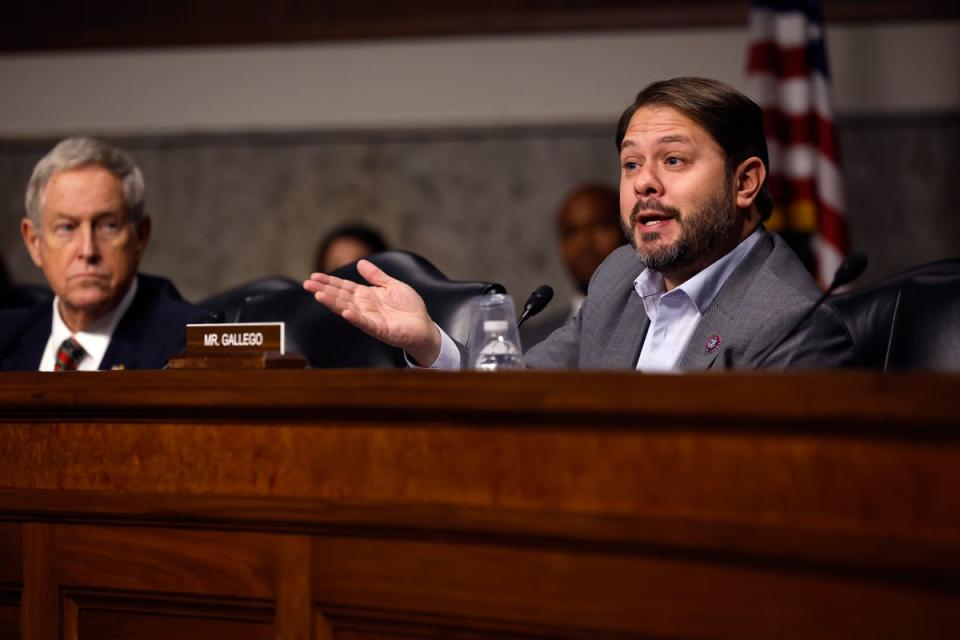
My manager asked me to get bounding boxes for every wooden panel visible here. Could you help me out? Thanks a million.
[275,535,312,640]
[320,607,621,639]
[53,529,284,638]
[0,528,18,640]
[0,523,21,583]
[311,536,960,640]
[21,523,56,640]
[1,370,958,428]
[65,590,273,640]
[2,370,959,638]
[326,623,566,640]
[79,612,271,640]
[0,408,958,583]
[56,525,279,600]
[11,419,960,526]
[0,586,19,640]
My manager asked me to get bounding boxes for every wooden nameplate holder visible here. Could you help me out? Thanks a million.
[168,322,307,369]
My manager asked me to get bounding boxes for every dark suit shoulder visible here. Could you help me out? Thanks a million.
[137,273,185,302]
[759,233,825,302]
[0,303,52,370]
[0,303,43,328]
[0,304,44,344]
[734,231,855,368]
[124,274,207,342]
[100,274,207,370]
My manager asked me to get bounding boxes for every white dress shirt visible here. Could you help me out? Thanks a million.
[39,277,139,371]
[634,228,761,372]
[419,228,762,372]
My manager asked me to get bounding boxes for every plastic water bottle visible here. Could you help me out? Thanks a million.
[473,320,524,370]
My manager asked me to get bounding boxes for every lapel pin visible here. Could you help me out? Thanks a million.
[704,335,722,353]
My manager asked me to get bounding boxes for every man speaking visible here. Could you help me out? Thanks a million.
[0,137,205,371]
[304,78,855,371]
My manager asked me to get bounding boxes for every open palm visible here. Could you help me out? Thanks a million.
[303,259,440,364]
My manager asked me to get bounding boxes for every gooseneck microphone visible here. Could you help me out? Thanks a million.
[517,285,554,328]
[751,252,868,369]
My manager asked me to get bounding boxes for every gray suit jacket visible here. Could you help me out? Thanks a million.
[525,229,855,370]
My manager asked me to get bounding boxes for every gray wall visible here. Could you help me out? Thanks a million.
[2,114,958,311]
[1,127,617,307]
[842,114,960,280]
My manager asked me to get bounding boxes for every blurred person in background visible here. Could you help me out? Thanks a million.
[315,223,389,273]
[521,183,623,348]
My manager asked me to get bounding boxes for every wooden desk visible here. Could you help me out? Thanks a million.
[1,369,958,639]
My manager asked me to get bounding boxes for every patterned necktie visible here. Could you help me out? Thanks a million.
[54,337,86,371]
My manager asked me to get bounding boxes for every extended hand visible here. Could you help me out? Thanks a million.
[303,259,441,366]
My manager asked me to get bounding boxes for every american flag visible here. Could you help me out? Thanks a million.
[746,0,850,285]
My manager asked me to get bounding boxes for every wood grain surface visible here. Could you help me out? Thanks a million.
[1,369,958,638]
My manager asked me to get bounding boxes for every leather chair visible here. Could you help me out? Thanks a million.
[884,274,960,371]
[828,259,960,370]
[237,251,505,368]
[199,276,301,323]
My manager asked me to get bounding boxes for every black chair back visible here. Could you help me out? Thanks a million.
[238,251,505,368]
[885,274,960,371]
[199,276,300,323]
[829,259,960,370]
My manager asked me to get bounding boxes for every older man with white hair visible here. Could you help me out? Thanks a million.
[0,137,204,371]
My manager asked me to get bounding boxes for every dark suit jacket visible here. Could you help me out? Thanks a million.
[0,274,206,371]
[525,229,855,370]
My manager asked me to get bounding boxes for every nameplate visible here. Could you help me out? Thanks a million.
[185,322,285,354]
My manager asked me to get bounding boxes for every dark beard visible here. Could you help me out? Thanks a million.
[621,184,737,273]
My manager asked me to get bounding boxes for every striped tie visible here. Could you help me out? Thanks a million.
[54,337,86,371]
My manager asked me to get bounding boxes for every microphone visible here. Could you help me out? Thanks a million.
[829,252,868,290]
[751,252,868,369]
[206,310,226,324]
[517,285,554,328]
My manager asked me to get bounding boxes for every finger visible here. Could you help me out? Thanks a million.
[314,270,358,287]
[304,277,354,296]
[306,272,334,286]
[356,259,396,288]
[305,279,349,297]
[310,286,343,311]
[312,283,358,310]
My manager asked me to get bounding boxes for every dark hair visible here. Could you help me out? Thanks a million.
[615,77,773,221]
[315,223,389,271]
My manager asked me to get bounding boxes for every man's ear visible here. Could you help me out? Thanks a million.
[20,217,43,268]
[734,156,767,210]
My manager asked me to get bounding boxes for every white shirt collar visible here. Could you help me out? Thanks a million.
[569,292,586,317]
[40,277,139,371]
[632,228,763,372]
